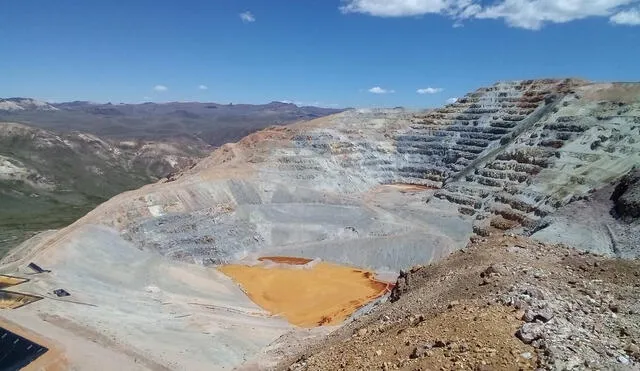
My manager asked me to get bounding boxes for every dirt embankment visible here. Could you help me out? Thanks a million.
[281,235,640,370]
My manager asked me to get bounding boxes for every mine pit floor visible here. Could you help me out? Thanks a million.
[381,183,437,192]
[219,257,393,327]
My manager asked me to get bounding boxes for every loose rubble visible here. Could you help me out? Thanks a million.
[280,234,640,370]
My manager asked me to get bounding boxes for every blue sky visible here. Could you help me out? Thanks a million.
[1,0,639,108]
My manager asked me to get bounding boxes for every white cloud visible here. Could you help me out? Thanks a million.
[198,85,208,90]
[143,96,152,101]
[417,87,444,94]
[446,97,459,104]
[240,11,255,23]
[154,85,168,92]
[368,86,395,94]
[610,7,640,24]
[476,0,637,30]
[340,0,640,29]
[340,0,452,16]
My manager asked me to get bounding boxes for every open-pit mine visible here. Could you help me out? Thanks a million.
[0,79,639,370]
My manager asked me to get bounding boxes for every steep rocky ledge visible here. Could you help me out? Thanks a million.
[612,167,640,219]
[0,79,638,370]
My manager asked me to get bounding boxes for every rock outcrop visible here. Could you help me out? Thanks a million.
[281,235,640,371]
[612,167,640,220]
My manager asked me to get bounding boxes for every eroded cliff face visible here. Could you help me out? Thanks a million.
[1,79,638,371]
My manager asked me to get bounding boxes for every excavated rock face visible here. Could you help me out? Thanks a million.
[14,78,637,269]
[117,79,585,269]
[612,168,640,220]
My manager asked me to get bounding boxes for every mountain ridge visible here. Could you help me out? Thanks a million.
[0,99,344,254]
[0,121,210,255]
[0,98,346,147]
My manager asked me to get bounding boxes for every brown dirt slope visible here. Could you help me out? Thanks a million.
[281,235,640,370]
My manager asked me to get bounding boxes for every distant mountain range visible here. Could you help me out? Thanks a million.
[0,98,59,112]
[0,97,345,254]
[0,98,345,146]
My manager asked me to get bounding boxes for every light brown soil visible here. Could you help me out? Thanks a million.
[280,234,640,370]
[219,259,392,327]
[581,82,640,103]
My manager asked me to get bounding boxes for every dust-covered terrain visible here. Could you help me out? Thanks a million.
[0,79,638,370]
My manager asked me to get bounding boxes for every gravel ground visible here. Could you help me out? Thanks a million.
[280,234,640,371]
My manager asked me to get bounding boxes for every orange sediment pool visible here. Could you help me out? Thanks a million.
[218,258,393,327]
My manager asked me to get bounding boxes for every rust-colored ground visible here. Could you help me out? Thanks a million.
[219,259,392,327]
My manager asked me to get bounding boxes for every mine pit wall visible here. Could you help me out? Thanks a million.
[433,83,640,251]
[394,80,561,189]
[120,80,568,270]
[15,79,639,274]
[263,80,567,194]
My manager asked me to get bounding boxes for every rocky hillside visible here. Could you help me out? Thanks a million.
[53,79,638,267]
[0,79,638,371]
[280,234,640,370]
[612,167,640,220]
[0,98,58,112]
[0,122,209,255]
[0,99,345,147]
[0,100,343,255]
